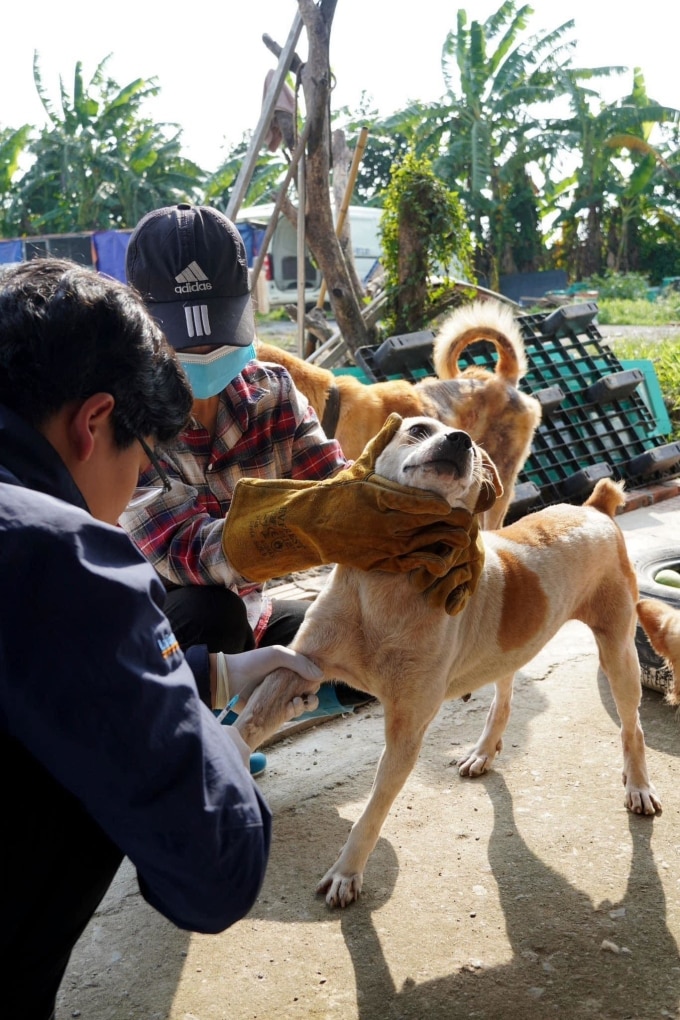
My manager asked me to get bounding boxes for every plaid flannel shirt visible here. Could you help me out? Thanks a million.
[120,359,348,637]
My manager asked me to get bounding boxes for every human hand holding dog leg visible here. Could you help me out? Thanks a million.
[210,648,322,752]
[232,661,323,751]
[211,646,323,712]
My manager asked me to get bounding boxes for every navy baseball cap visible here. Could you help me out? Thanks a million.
[125,204,255,350]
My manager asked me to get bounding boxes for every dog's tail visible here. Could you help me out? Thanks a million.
[432,300,526,386]
[637,598,680,704]
[583,478,626,518]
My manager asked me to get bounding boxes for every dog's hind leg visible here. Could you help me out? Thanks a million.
[595,630,662,816]
[456,673,514,777]
[316,700,438,909]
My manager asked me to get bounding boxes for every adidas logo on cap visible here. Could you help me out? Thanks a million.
[175,261,213,294]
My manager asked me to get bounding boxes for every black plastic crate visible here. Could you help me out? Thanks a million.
[370,330,436,376]
[352,304,679,519]
[508,308,680,511]
[355,334,435,382]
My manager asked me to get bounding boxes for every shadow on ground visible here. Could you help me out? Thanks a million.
[336,774,680,1020]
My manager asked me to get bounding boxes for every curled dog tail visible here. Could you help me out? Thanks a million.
[432,300,526,385]
[637,598,680,704]
[584,478,626,518]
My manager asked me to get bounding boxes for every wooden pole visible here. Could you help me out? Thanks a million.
[315,126,370,310]
[296,148,306,357]
[249,119,312,292]
[225,12,303,222]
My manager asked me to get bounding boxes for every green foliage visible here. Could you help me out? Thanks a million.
[546,66,680,278]
[583,271,650,300]
[376,4,680,286]
[383,3,580,286]
[0,125,32,234]
[255,307,291,323]
[0,7,678,289]
[0,125,32,193]
[597,296,680,325]
[637,215,680,284]
[609,335,680,439]
[334,95,410,206]
[381,151,474,333]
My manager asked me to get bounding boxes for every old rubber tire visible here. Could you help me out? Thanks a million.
[633,545,680,694]
[635,546,680,605]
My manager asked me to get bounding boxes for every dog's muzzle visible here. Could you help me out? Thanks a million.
[425,430,472,476]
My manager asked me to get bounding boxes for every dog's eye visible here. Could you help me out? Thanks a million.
[407,424,432,441]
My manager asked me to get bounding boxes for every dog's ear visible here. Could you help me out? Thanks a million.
[474,450,504,515]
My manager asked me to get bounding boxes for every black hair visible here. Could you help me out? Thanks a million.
[0,258,193,448]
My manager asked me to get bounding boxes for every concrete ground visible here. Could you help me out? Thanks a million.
[57,494,680,1020]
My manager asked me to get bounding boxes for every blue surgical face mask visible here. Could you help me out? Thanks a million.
[177,343,256,398]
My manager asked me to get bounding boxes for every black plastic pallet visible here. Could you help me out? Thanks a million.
[353,303,680,519]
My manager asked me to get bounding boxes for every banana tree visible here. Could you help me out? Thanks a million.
[7,54,205,235]
[383,2,578,287]
[607,135,672,272]
[548,67,680,278]
[204,135,288,210]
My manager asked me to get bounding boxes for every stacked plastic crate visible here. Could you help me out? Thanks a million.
[350,303,680,521]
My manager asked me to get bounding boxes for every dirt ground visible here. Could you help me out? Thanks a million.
[55,500,680,1020]
[56,656,680,1020]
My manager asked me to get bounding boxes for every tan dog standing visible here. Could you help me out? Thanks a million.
[257,301,541,528]
[261,416,663,908]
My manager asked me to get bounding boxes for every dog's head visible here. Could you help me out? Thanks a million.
[374,415,503,515]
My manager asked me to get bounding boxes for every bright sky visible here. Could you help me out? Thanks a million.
[3,1,678,173]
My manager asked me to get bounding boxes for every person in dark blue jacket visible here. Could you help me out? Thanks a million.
[0,258,324,1020]
[0,256,483,1019]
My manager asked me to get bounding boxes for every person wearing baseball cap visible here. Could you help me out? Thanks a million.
[125,202,257,399]
[122,205,488,765]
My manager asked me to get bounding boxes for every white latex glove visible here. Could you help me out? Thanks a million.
[221,645,323,710]
[223,647,323,751]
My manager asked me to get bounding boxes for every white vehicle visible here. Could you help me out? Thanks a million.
[236,203,383,309]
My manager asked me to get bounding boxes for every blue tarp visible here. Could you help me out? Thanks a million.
[0,221,266,279]
[0,239,22,264]
[93,230,132,282]
[235,221,266,267]
[91,224,265,278]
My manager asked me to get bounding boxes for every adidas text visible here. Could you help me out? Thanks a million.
[175,281,213,294]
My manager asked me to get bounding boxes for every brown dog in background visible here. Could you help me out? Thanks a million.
[257,300,541,528]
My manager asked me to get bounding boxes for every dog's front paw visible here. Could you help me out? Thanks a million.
[456,741,501,777]
[623,780,662,816]
[316,865,363,908]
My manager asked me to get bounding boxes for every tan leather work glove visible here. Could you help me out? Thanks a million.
[409,520,484,615]
[223,414,475,582]
[408,450,501,615]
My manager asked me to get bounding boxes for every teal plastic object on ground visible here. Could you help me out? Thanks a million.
[213,683,362,728]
